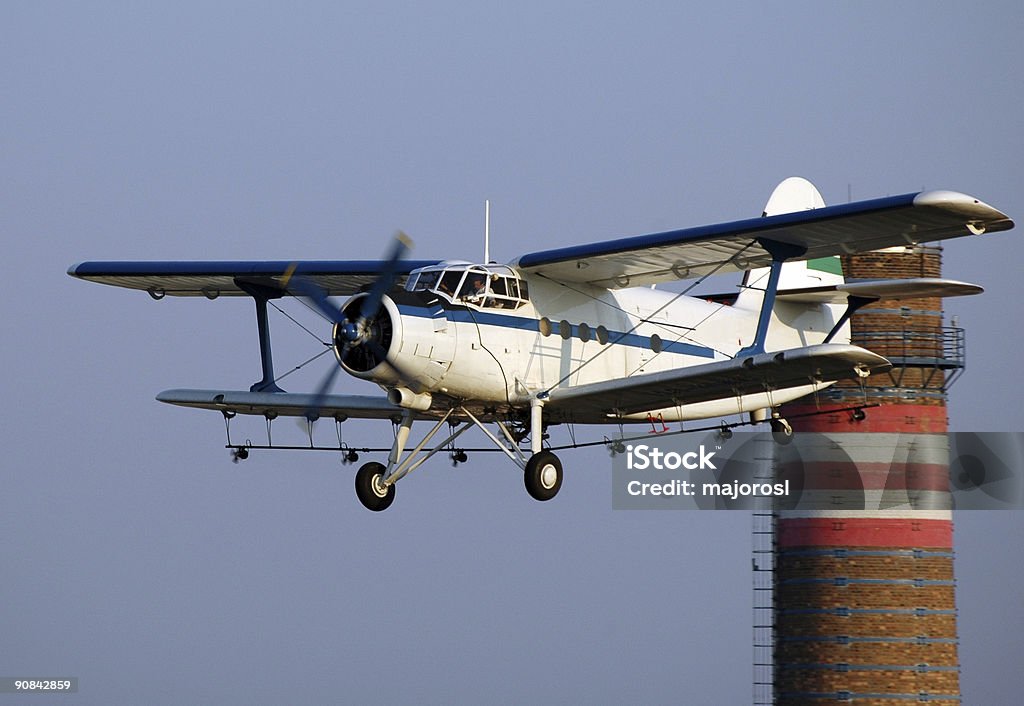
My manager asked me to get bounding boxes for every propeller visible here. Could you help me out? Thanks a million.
[360,232,411,322]
[282,232,415,420]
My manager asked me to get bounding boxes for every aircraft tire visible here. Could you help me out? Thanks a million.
[770,418,794,446]
[355,461,395,511]
[524,450,562,501]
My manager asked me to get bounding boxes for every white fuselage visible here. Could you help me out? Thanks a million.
[347,265,847,423]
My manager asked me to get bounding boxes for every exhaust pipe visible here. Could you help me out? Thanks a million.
[388,387,432,411]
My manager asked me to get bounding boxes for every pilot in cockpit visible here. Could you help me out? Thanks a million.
[462,273,486,302]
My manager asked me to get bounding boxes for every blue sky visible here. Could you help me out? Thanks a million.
[3,2,1023,703]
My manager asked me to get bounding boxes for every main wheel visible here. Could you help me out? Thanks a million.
[355,461,395,512]
[524,450,562,501]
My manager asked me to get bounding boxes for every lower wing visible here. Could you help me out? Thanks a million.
[157,389,426,421]
[542,344,891,420]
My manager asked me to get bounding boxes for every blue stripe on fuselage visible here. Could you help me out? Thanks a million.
[395,304,715,359]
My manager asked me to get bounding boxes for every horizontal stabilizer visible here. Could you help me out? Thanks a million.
[776,277,984,304]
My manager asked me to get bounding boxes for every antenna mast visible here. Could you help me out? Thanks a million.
[484,199,490,263]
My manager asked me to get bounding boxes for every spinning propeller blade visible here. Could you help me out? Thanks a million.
[304,359,342,421]
[283,274,345,326]
[360,231,411,322]
[282,232,418,419]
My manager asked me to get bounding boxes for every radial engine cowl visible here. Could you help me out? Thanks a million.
[332,292,456,391]
[333,293,400,379]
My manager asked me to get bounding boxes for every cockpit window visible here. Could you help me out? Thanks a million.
[414,270,439,291]
[459,271,488,301]
[489,276,507,297]
[438,270,463,297]
[407,263,529,309]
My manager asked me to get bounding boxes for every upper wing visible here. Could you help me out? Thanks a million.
[67,259,439,298]
[516,191,1013,288]
[543,344,890,420]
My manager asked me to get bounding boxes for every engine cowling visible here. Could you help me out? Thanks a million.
[334,291,456,393]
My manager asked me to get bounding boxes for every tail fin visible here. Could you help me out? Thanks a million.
[762,175,826,217]
[735,177,842,309]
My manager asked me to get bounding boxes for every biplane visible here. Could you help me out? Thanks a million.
[69,177,1013,510]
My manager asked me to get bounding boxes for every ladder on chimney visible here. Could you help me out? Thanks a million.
[752,437,777,705]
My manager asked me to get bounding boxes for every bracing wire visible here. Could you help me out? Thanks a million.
[270,298,332,345]
[273,346,335,384]
[538,241,757,395]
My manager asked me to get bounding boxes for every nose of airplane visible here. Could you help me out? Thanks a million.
[334,292,396,374]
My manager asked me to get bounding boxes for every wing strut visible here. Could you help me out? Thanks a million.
[736,239,807,357]
[236,281,286,393]
[823,295,875,344]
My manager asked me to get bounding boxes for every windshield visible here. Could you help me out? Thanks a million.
[406,264,529,309]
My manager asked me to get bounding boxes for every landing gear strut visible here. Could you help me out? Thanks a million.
[351,408,470,512]
[521,397,563,501]
[348,399,567,510]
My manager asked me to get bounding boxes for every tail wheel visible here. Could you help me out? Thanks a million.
[770,418,794,446]
[524,450,562,501]
[355,461,395,512]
